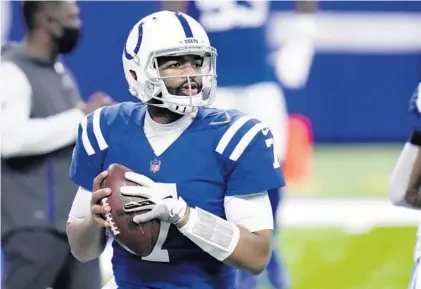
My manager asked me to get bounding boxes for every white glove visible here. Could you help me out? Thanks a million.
[120,172,187,225]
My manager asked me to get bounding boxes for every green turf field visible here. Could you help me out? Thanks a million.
[103,226,417,289]
[265,144,416,289]
[273,226,416,289]
[288,144,402,197]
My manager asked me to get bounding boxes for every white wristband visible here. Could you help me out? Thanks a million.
[178,207,240,261]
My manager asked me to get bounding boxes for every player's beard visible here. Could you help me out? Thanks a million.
[147,98,183,123]
[166,78,202,97]
[147,78,202,122]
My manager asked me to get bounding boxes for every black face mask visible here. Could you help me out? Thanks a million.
[54,26,81,54]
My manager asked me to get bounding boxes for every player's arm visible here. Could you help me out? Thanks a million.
[66,110,110,262]
[389,130,421,208]
[176,192,274,275]
[221,193,273,273]
[178,119,283,274]
[67,176,110,262]
[0,62,85,158]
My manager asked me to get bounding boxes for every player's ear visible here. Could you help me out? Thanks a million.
[39,3,59,33]
[43,13,61,37]
[37,8,51,31]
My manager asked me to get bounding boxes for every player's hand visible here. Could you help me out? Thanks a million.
[119,172,187,224]
[79,91,115,115]
[409,83,421,116]
[90,171,111,228]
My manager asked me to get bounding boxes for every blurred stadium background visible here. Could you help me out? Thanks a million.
[4,1,421,288]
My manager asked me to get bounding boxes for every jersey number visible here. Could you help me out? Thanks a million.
[262,128,281,169]
[195,0,269,32]
[141,183,177,263]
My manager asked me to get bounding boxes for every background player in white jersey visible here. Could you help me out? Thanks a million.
[67,10,285,289]
[162,1,317,288]
[389,83,421,289]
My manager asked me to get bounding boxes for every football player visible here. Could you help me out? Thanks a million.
[66,10,285,289]
[389,83,421,289]
[162,1,317,288]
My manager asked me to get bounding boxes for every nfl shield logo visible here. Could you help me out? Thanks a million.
[150,159,161,173]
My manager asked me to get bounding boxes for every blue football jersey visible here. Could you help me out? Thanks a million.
[187,0,277,87]
[70,102,285,289]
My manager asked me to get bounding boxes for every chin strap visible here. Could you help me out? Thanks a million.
[166,102,197,115]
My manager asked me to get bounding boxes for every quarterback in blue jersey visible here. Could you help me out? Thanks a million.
[162,1,317,288]
[66,10,285,289]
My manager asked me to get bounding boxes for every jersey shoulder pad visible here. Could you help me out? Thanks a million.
[197,107,245,126]
[76,102,143,156]
[213,109,266,161]
[102,101,144,126]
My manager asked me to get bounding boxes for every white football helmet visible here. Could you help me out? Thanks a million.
[122,10,218,115]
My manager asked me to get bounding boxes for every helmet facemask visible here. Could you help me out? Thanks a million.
[142,45,217,115]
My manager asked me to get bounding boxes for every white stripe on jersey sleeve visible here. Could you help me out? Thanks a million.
[229,122,266,161]
[80,116,95,156]
[93,107,109,151]
[215,115,252,155]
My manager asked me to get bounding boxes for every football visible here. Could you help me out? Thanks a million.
[100,163,160,257]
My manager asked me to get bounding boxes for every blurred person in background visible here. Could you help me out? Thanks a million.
[0,0,11,277]
[0,1,111,288]
[389,83,421,289]
[162,1,316,288]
